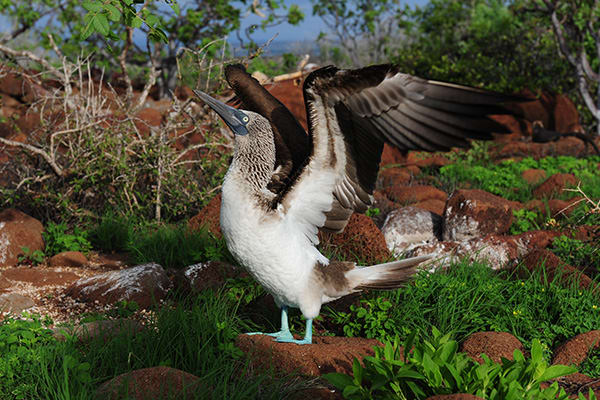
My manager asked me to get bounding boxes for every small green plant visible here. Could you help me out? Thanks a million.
[43,222,92,256]
[108,300,140,318]
[327,297,398,340]
[324,328,580,399]
[365,208,381,217]
[18,246,45,266]
[551,235,600,270]
[510,208,543,235]
[0,316,56,399]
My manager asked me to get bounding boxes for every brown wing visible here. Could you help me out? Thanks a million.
[224,64,310,192]
[289,64,522,233]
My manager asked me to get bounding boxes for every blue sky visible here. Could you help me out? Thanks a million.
[240,0,428,43]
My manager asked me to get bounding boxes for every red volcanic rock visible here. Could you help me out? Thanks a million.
[0,208,44,267]
[521,168,547,185]
[381,206,442,254]
[320,213,391,265]
[236,334,383,377]
[0,266,81,288]
[95,366,201,400]
[379,167,412,188]
[533,173,578,199]
[134,107,163,136]
[513,230,563,252]
[522,249,595,291]
[489,114,526,141]
[380,143,407,166]
[65,263,171,308]
[173,261,239,294]
[442,189,515,241]
[547,197,584,217]
[188,193,222,238]
[0,293,35,315]
[406,152,451,168]
[384,185,447,205]
[426,395,484,400]
[505,89,554,129]
[413,199,446,216]
[48,251,88,267]
[460,331,524,364]
[553,330,600,367]
[0,70,47,103]
[553,94,582,133]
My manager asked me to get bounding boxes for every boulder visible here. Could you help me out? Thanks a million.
[95,366,201,400]
[553,94,582,133]
[443,190,515,242]
[522,249,595,291]
[65,263,171,308]
[0,293,35,315]
[384,185,447,205]
[460,331,524,364]
[189,193,222,238]
[173,261,239,293]
[320,213,391,265]
[381,206,442,255]
[521,169,547,185]
[48,251,88,267]
[533,173,578,199]
[236,334,382,377]
[553,330,600,368]
[0,208,44,267]
[380,143,406,166]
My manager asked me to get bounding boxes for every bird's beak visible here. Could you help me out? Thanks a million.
[193,89,249,136]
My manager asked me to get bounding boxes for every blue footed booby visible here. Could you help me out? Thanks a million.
[194,63,520,345]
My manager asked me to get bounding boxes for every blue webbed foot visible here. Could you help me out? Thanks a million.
[245,330,294,341]
[275,318,313,345]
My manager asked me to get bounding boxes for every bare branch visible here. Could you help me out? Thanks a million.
[0,137,63,177]
[0,43,63,80]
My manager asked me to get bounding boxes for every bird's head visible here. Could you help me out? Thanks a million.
[194,89,253,137]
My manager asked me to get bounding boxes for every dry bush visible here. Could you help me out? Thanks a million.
[0,52,233,224]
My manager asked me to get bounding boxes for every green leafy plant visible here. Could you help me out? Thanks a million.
[509,208,544,235]
[18,246,45,266]
[89,212,134,252]
[327,297,398,339]
[324,328,579,399]
[43,222,92,256]
[551,235,600,271]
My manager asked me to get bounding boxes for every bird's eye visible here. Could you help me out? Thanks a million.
[242,116,249,123]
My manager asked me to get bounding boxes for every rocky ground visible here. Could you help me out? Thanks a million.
[1,66,600,399]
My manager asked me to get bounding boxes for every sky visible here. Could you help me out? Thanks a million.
[238,0,428,44]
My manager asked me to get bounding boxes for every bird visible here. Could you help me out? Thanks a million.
[194,63,520,345]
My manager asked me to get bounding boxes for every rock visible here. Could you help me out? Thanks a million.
[426,395,484,400]
[65,263,171,308]
[0,208,44,267]
[379,167,411,187]
[53,318,144,342]
[521,169,547,185]
[263,78,308,130]
[381,206,442,255]
[460,331,524,364]
[490,114,526,140]
[0,266,81,288]
[384,185,447,205]
[406,152,451,168]
[380,143,406,166]
[554,94,582,133]
[0,71,47,103]
[174,261,238,293]
[513,230,563,252]
[189,193,222,238]
[236,334,382,377]
[0,293,35,315]
[455,235,520,269]
[522,249,595,291]
[320,213,391,265]
[553,331,600,368]
[442,189,515,242]
[371,191,400,228]
[134,107,163,136]
[533,173,578,199]
[413,199,446,216]
[547,197,583,217]
[95,366,201,400]
[48,251,88,267]
[505,89,553,129]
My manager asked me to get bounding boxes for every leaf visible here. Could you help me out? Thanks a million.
[104,3,121,22]
[82,0,102,12]
[323,373,354,389]
[92,14,109,36]
[131,16,143,28]
[530,339,543,365]
[537,364,577,382]
[352,358,363,385]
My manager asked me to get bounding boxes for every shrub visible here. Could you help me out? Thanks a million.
[43,222,92,256]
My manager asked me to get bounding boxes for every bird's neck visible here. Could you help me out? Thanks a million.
[227,134,276,197]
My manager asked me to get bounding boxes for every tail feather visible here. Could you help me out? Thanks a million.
[347,255,431,290]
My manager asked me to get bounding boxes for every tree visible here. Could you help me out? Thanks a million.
[311,0,406,66]
[532,0,600,136]
[391,0,572,94]
[0,0,304,108]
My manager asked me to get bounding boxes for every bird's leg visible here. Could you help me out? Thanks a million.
[276,318,312,345]
[246,305,294,341]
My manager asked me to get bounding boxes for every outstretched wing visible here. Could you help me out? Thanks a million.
[275,64,521,239]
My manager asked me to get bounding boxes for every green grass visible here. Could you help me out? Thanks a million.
[1,290,308,400]
[322,259,600,355]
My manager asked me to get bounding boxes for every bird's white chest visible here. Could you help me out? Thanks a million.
[220,176,319,307]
